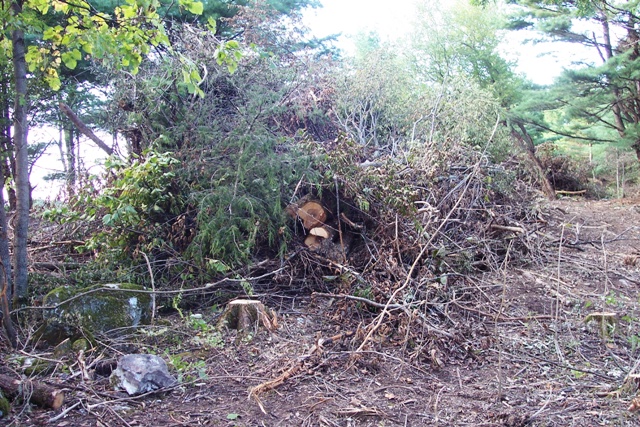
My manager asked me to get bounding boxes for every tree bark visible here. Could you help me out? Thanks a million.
[59,102,113,156]
[64,125,76,196]
[0,262,16,348]
[0,373,64,409]
[11,0,30,303]
[217,299,277,333]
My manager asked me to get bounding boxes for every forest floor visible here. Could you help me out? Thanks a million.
[6,197,640,426]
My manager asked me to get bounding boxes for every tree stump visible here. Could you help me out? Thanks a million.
[217,300,277,333]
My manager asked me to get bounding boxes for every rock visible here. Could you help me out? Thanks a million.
[36,283,152,345]
[110,354,177,395]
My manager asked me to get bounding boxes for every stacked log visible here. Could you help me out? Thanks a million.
[287,200,333,249]
[287,198,352,261]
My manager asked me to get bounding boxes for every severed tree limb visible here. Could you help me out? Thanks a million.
[0,373,64,409]
[555,189,586,195]
[490,224,526,234]
[248,331,354,413]
[59,103,113,155]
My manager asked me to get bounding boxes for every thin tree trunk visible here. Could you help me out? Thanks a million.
[11,0,30,303]
[0,162,13,305]
[65,125,76,196]
[599,10,627,136]
[511,123,555,200]
[0,262,17,348]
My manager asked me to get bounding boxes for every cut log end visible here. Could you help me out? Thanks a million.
[51,391,65,410]
[305,235,323,250]
[309,226,330,239]
[287,200,327,229]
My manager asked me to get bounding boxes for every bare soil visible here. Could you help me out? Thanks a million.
[5,197,640,426]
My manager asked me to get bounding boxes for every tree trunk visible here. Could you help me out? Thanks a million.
[65,125,76,196]
[0,160,13,305]
[632,139,640,163]
[511,123,556,200]
[0,86,16,211]
[217,299,278,333]
[11,0,30,303]
[0,262,17,348]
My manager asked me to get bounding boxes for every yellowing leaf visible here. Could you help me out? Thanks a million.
[187,1,203,15]
[207,17,217,33]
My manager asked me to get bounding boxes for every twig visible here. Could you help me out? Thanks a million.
[355,115,501,353]
[313,292,407,312]
[490,224,526,234]
[495,240,513,401]
[554,224,566,364]
[248,331,354,413]
[48,401,82,423]
[140,252,156,323]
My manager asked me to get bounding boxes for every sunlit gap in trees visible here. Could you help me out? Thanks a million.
[303,0,598,86]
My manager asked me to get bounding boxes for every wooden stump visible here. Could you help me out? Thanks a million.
[217,300,277,333]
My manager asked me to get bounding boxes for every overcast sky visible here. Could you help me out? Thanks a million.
[302,0,595,85]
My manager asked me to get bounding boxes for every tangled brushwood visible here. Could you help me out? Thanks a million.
[236,132,546,361]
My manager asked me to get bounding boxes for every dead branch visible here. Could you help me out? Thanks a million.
[0,373,64,409]
[313,292,407,311]
[555,190,586,195]
[248,331,354,413]
[59,103,114,155]
[490,224,526,234]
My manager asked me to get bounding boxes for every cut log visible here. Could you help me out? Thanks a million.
[217,300,277,333]
[287,200,327,229]
[304,235,323,250]
[309,226,331,239]
[0,373,64,410]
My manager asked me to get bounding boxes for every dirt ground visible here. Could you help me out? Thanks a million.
[5,197,640,426]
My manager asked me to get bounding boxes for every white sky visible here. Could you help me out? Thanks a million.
[302,0,595,85]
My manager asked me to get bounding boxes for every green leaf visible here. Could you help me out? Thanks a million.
[207,17,217,33]
[226,413,239,420]
[187,1,203,15]
[61,52,78,69]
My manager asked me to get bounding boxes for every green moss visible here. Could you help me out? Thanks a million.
[0,392,9,418]
[38,283,152,345]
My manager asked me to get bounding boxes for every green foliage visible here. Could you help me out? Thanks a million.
[167,352,208,383]
[505,0,640,162]
[64,7,328,284]
[81,151,184,259]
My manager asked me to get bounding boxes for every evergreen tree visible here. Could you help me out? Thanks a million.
[505,0,640,161]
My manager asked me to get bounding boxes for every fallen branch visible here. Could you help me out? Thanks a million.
[0,373,64,409]
[59,102,114,155]
[490,224,526,234]
[555,189,586,195]
[249,331,353,413]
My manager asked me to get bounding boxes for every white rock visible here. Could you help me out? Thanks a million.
[110,354,177,395]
